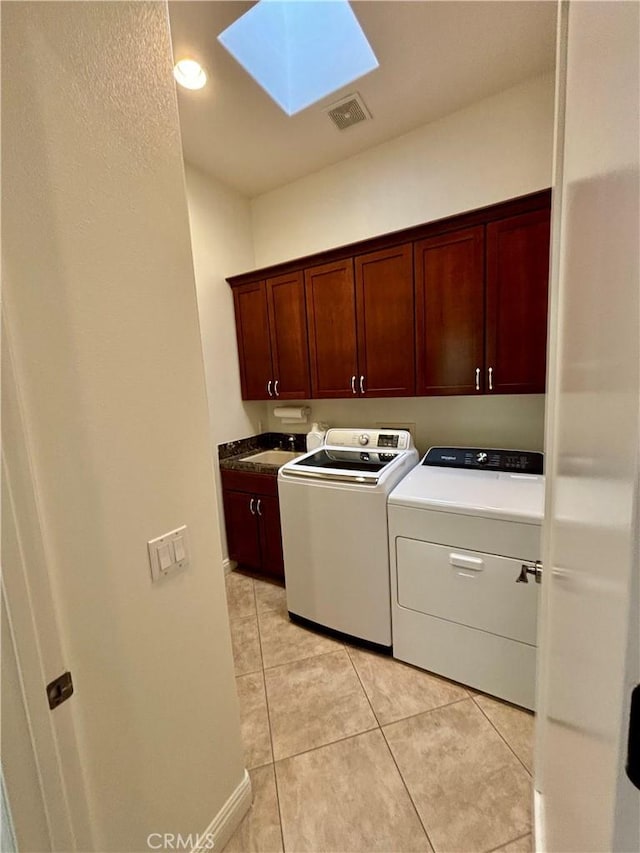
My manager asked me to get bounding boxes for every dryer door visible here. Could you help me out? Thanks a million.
[396,538,539,645]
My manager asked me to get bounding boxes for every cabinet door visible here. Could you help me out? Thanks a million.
[222,489,261,569]
[415,227,484,395]
[355,244,415,397]
[486,209,550,394]
[266,271,311,400]
[233,281,273,400]
[257,495,284,580]
[305,260,358,398]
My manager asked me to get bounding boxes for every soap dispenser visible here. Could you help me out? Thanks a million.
[306,422,326,452]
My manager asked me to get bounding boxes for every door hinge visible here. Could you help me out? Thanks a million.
[626,684,640,790]
[46,671,74,710]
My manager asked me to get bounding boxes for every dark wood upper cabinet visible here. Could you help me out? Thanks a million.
[228,190,552,400]
[415,227,485,396]
[234,274,311,401]
[305,259,358,398]
[486,209,551,394]
[355,244,415,397]
[233,281,272,400]
[266,271,311,399]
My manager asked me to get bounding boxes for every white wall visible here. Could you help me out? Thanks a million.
[184,164,265,561]
[266,395,545,455]
[251,72,555,267]
[185,164,263,447]
[2,3,246,851]
[253,72,553,449]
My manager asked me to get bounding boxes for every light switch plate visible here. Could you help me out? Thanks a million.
[148,524,190,582]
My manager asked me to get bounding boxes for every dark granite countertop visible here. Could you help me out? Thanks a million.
[218,432,307,475]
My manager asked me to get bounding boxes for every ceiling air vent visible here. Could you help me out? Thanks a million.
[325,93,371,130]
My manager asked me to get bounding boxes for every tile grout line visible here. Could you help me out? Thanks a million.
[252,579,286,853]
[484,830,532,853]
[379,694,471,729]
[228,578,262,677]
[273,724,382,764]
[343,644,383,726]
[470,695,533,778]
[262,642,378,763]
[378,720,438,852]
[255,602,347,671]
[343,646,474,727]
[261,645,347,675]
[343,646,437,853]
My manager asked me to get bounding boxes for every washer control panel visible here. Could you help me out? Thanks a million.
[325,428,412,451]
[423,447,544,474]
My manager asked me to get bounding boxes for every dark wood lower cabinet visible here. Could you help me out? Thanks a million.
[223,489,262,569]
[221,470,284,581]
[256,495,284,578]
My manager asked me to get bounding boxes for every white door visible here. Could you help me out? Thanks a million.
[2,318,94,851]
[535,2,640,851]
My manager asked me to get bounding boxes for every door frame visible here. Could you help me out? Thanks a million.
[534,0,569,812]
[534,1,640,848]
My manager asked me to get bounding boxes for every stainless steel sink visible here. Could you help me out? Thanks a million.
[240,449,302,465]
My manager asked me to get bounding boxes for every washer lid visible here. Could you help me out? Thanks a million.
[388,464,545,524]
[280,445,408,485]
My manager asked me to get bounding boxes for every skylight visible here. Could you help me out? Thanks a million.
[218,0,379,116]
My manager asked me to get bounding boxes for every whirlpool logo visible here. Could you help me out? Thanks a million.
[147,833,215,850]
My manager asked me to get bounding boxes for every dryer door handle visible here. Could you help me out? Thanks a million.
[449,553,484,571]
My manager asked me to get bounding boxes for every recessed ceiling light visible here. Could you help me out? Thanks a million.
[173,58,207,91]
[218,0,378,116]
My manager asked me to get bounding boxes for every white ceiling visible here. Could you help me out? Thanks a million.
[169,1,556,198]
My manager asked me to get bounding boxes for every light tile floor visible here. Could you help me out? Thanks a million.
[223,571,535,853]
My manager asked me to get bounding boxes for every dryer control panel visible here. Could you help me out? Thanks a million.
[423,447,544,475]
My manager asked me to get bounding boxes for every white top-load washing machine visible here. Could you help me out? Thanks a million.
[388,447,545,709]
[279,428,418,650]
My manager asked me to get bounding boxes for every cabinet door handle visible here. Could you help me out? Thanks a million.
[488,367,493,391]
[475,368,480,391]
[360,375,365,394]
[351,375,357,394]
[274,379,279,396]
[249,498,256,515]
[256,499,262,516]
[267,380,273,397]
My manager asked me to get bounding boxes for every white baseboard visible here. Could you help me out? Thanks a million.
[533,788,545,852]
[191,770,252,853]
[222,558,237,575]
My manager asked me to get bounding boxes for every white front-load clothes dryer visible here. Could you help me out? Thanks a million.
[388,446,545,709]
